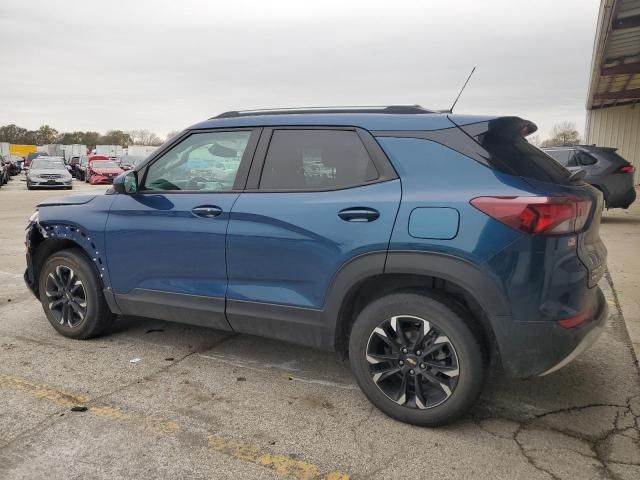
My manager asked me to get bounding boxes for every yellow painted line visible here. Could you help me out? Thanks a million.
[0,373,88,407]
[0,373,176,434]
[208,435,349,480]
[1,373,350,479]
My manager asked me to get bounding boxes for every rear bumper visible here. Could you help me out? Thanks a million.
[605,184,636,208]
[492,287,608,378]
[606,187,636,209]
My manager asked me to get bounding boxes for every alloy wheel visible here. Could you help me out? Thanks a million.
[45,265,87,328]
[366,315,459,409]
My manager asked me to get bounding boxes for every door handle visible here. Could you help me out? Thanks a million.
[192,206,223,218]
[338,207,380,222]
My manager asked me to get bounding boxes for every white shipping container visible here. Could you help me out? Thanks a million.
[0,142,10,157]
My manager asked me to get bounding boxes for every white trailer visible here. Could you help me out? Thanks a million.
[0,142,10,158]
[38,144,64,156]
[95,145,123,158]
[63,144,87,162]
[124,145,158,157]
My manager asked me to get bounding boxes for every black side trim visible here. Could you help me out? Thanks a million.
[225,251,388,350]
[226,299,327,349]
[103,289,122,315]
[115,289,233,331]
[322,251,388,342]
[384,251,510,316]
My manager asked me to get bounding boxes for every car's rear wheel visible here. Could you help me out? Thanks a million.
[349,292,485,426]
[38,249,115,339]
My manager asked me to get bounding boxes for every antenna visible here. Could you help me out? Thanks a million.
[449,67,476,113]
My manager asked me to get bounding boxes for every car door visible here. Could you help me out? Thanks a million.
[105,128,260,330]
[225,127,401,346]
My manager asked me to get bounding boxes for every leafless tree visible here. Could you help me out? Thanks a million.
[128,129,163,146]
[165,130,181,142]
[541,122,581,147]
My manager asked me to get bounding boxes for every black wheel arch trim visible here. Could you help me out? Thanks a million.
[323,249,511,351]
[383,251,510,316]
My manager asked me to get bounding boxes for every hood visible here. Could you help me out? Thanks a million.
[91,167,123,174]
[37,194,101,207]
[29,168,71,177]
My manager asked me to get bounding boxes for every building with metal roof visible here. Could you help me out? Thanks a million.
[585,0,640,183]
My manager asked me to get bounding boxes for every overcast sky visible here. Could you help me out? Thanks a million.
[0,0,600,139]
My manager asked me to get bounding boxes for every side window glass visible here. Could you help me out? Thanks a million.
[259,130,378,191]
[144,131,252,192]
[577,152,597,166]
[566,150,578,167]
[546,149,571,166]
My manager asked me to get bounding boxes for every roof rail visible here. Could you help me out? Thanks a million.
[212,105,435,119]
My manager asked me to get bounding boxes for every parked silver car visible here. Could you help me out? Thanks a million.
[26,157,73,190]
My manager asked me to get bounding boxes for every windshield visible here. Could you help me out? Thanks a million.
[31,159,66,170]
[91,160,119,168]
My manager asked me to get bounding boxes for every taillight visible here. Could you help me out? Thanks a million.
[558,310,588,328]
[618,165,635,173]
[470,196,592,235]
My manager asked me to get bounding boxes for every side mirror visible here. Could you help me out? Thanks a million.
[113,170,138,194]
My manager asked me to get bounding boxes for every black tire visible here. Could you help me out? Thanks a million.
[26,183,32,190]
[349,292,485,427]
[38,249,115,339]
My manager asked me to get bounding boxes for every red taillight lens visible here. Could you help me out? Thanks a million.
[470,196,592,235]
[558,310,589,328]
[618,165,635,173]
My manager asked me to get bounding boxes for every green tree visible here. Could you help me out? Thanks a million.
[59,131,86,144]
[81,131,101,148]
[34,125,59,144]
[100,130,132,146]
[0,124,29,143]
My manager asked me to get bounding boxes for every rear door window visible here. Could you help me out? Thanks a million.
[259,130,379,191]
[460,118,571,184]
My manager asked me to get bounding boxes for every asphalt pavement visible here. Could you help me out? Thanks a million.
[0,176,638,479]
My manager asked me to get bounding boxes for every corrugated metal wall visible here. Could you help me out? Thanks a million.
[585,105,640,184]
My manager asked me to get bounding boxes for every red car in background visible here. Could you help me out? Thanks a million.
[86,155,124,185]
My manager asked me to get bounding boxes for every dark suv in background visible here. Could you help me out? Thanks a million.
[543,145,636,209]
[24,106,608,426]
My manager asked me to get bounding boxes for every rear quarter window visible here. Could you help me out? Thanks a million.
[461,118,571,184]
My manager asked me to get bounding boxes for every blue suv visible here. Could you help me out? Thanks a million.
[24,106,608,426]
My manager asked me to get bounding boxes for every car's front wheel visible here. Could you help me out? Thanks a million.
[349,292,485,426]
[38,249,115,339]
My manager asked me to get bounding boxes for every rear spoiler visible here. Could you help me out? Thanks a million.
[448,115,538,138]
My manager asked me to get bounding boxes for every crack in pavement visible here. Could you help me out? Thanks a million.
[473,399,640,480]
[0,333,239,454]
